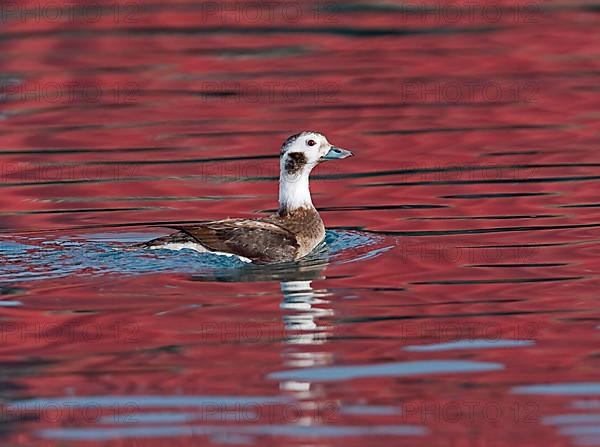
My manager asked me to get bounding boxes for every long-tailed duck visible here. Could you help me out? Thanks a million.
[139,131,352,264]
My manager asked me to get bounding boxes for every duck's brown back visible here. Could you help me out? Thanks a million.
[144,208,325,264]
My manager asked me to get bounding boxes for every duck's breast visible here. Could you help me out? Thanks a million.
[272,208,325,259]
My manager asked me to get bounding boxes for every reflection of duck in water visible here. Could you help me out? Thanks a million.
[139,132,352,264]
[190,252,335,401]
[190,250,332,345]
[280,277,332,345]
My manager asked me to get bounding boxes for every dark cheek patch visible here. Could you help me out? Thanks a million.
[285,152,307,175]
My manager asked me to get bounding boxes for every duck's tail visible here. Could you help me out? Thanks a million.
[134,230,197,249]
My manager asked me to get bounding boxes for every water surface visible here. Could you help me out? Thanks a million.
[1,1,599,446]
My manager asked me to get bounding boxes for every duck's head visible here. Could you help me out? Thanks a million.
[278,132,352,214]
[280,131,352,177]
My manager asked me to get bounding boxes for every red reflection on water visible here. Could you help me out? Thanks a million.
[1,1,599,446]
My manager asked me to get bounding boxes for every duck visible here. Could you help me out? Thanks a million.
[139,131,353,264]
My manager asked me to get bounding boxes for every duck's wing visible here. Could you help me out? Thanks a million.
[173,219,299,264]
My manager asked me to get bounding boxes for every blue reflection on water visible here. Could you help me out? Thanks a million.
[268,360,504,382]
[512,383,600,395]
[38,424,427,441]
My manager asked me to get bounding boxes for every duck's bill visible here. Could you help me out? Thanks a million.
[321,146,353,160]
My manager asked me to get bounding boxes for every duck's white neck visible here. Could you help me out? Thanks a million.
[278,165,314,215]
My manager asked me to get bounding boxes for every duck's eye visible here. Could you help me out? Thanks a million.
[307,140,316,147]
